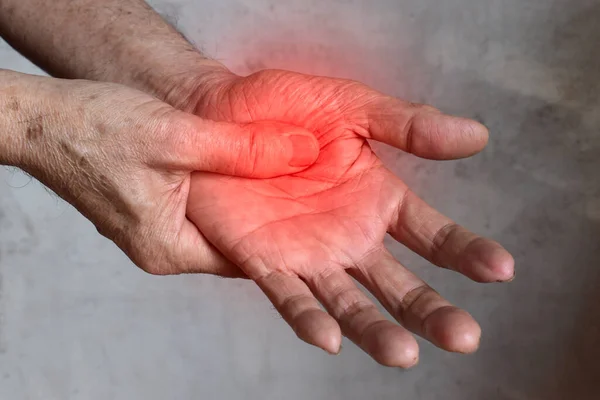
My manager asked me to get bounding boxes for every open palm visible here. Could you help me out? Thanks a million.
[186,70,514,367]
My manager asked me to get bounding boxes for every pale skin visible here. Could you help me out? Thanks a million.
[0,0,514,367]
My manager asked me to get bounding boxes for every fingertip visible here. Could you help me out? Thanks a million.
[412,114,490,160]
[240,122,319,177]
[488,247,515,282]
[294,309,342,354]
[425,307,481,354]
[447,116,489,158]
[467,118,490,151]
[362,323,419,368]
[320,328,343,355]
[462,240,515,283]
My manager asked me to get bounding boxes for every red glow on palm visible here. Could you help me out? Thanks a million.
[190,74,389,278]
[186,70,514,366]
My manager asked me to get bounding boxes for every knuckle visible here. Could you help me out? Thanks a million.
[341,300,378,322]
[279,293,310,314]
[430,222,458,262]
[397,284,433,325]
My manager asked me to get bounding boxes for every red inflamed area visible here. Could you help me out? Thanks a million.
[185,69,508,366]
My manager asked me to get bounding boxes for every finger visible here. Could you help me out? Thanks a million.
[305,267,419,367]
[389,184,514,283]
[255,270,342,354]
[350,250,481,354]
[163,113,320,178]
[353,91,488,160]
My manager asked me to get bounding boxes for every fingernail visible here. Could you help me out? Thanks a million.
[497,270,516,283]
[322,339,342,355]
[324,347,341,355]
[285,133,318,167]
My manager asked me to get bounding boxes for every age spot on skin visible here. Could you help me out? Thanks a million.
[6,98,19,111]
[96,122,108,136]
[26,119,43,140]
[26,122,43,140]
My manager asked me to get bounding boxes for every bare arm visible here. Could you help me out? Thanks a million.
[0,0,222,109]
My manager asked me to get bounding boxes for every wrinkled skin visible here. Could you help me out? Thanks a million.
[185,69,515,367]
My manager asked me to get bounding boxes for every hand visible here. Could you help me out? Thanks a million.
[184,69,515,367]
[4,72,319,277]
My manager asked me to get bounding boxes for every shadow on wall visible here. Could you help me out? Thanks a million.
[546,2,600,107]
[454,3,600,399]
[540,4,600,399]
[411,64,600,398]
[220,3,409,97]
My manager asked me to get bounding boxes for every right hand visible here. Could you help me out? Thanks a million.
[3,73,319,277]
[182,68,515,366]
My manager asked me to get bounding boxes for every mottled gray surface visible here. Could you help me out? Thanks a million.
[1,0,599,399]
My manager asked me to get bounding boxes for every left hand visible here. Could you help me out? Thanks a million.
[2,73,319,278]
[181,68,515,367]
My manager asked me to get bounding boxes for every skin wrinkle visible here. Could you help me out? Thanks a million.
[421,305,459,343]
[279,293,312,317]
[272,228,289,269]
[317,283,376,339]
[396,283,431,327]
[229,209,324,257]
[430,222,459,269]
[236,86,254,122]
[57,141,136,217]
[392,185,412,236]
[404,113,415,155]
[358,319,390,349]
[246,79,266,117]
[303,90,345,129]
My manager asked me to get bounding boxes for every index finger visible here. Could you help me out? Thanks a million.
[348,88,489,160]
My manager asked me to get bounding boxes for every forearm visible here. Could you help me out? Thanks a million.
[0,0,226,109]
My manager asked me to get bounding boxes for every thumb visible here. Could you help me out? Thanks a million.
[170,115,320,178]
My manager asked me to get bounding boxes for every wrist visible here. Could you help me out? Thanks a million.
[139,56,234,113]
[0,70,67,171]
[0,70,38,168]
[91,27,237,113]
[68,1,237,112]
[128,49,239,114]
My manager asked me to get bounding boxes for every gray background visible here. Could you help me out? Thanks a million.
[1,0,599,399]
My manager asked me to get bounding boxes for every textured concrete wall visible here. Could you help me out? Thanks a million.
[1,0,599,399]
